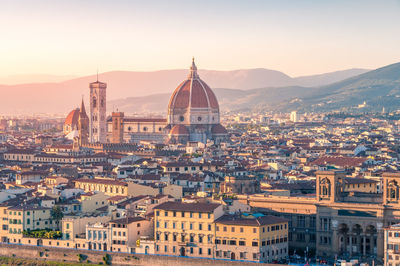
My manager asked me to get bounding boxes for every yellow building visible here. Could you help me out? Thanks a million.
[109,217,153,253]
[343,178,378,193]
[215,214,288,263]
[154,202,224,258]
[74,178,128,197]
[1,205,54,244]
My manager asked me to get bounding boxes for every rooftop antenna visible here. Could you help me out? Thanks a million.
[96,69,99,82]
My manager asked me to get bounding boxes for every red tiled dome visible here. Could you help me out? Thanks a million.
[65,108,80,126]
[169,125,189,135]
[212,124,228,135]
[168,59,219,111]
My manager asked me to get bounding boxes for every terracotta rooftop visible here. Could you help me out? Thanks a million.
[215,214,288,226]
[154,202,221,213]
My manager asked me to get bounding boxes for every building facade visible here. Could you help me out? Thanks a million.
[154,202,224,258]
[215,214,288,263]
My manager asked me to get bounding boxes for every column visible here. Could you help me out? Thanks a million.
[377,223,384,258]
[332,220,339,255]
[349,235,352,256]
[363,235,366,256]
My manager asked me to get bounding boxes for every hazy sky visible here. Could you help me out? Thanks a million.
[1,0,400,77]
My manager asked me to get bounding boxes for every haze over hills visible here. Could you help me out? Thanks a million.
[109,62,400,114]
[0,67,369,115]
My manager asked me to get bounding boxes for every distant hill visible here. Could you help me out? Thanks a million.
[107,62,400,114]
[275,62,400,113]
[0,67,369,115]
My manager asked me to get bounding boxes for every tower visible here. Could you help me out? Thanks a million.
[78,98,89,146]
[89,78,107,143]
[111,111,124,143]
[316,170,345,203]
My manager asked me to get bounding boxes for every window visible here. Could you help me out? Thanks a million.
[297,215,306,228]
[199,224,202,230]
[231,227,235,232]
[239,241,245,246]
[208,224,211,231]
[223,226,227,232]
[228,240,236,245]
[252,241,258,247]
[181,212,185,217]
[253,228,257,233]
[215,239,221,244]
[199,248,202,255]
[164,211,168,217]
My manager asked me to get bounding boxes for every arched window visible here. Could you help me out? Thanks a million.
[93,97,97,108]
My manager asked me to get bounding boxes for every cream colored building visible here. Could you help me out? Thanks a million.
[384,223,400,266]
[154,202,224,258]
[215,214,288,263]
[109,217,153,253]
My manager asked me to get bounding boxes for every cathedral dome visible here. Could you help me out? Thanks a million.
[65,108,80,127]
[168,59,219,112]
[167,59,220,126]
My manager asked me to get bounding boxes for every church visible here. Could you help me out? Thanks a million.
[64,59,228,145]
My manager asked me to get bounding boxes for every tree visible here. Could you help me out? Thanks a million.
[50,206,64,230]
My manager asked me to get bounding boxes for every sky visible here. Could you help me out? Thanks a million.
[0,0,400,78]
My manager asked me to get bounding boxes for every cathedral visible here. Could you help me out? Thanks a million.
[63,99,89,146]
[166,58,227,144]
[64,59,228,145]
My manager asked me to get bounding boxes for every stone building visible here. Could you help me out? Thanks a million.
[237,171,400,262]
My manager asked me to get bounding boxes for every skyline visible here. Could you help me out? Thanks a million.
[0,0,400,79]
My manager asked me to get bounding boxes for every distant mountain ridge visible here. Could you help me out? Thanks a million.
[109,62,400,114]
[0,67,369,115]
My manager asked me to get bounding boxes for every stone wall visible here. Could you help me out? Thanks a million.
[0,243,278,265]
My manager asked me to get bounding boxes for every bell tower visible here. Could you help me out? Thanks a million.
[89,76,107,143]
[316,170,346,203]
[78,98,89,146]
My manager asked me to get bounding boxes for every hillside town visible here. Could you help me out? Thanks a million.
[1,63,400,266]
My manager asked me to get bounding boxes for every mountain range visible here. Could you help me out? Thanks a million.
[0,67,369,115]
[3,63,400,115]
[109,62,400,114]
